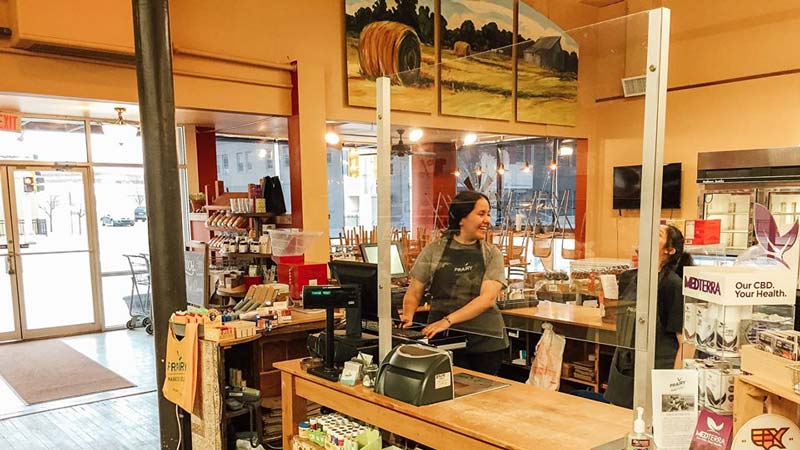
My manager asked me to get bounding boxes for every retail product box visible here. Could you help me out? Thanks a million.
[740,344,795,389]
[274,254,304,265]
[277,262,328,299]
[684,219,721,245]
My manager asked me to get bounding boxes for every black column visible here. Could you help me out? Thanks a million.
[131,1,190,448]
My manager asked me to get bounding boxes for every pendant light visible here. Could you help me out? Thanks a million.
[521,144,532,173]
[102,107,138,146]
[496,164,505,175]
[453,168,461,177]
[474,165,482,176]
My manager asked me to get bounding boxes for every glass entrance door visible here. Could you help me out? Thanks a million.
[1,166,99,340]
[0,173,21,341]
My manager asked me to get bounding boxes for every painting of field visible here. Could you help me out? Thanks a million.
[439,0,514,120]
[345,0,435,112]
[516,2,579,126]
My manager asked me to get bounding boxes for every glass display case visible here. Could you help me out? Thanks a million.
[766,190,800,228]
[701,192,753,252]
[683,266,796,415]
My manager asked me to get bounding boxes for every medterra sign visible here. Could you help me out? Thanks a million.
[683,266,794,306]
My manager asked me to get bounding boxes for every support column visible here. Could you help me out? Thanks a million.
[131,1,189,448]
[288,62,330,263]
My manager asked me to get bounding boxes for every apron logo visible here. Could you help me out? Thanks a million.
[453,263,474,273]
[751,427,789,450]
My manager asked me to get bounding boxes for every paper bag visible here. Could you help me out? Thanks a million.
[162,317,199,413]
[526,323,566,391]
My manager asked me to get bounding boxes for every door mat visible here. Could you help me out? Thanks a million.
[0,340,135,405]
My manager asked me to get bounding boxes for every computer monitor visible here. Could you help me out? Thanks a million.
[359,243,407,277]
[329,260,379,338]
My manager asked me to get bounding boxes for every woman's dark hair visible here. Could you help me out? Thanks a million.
[448,191,490,233]
[663,224,693,278]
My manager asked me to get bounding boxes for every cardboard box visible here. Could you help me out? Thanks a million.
[277,262,328,299]
[684,219,721,245]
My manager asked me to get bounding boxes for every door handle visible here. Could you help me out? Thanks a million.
[5,255,13,275]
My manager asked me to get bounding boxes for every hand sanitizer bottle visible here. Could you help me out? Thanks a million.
[626,407,653,450]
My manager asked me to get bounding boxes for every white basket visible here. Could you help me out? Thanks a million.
[269,229,322,256]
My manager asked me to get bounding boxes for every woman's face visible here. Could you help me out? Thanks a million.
[658,225,675,267]
[460,198,491,241]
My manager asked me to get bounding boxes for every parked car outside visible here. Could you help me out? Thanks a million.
[134,206,147,222]
[101,214,135,227]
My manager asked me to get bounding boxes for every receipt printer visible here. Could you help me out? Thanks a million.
[375,344,454,406]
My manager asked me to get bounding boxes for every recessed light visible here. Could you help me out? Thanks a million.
[325,132,340,145]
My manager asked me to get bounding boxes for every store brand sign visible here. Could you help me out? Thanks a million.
[690,410,732,450]
[0,112,20,133]
[683,266,795,306]
[732,414,800,450]
[684,277,721,295]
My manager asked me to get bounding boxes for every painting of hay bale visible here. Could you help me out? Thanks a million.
[345,0,435,112]
[516,2,579,126]
[440,0,514,120]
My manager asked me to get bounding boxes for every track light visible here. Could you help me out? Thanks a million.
[463,133,478,146]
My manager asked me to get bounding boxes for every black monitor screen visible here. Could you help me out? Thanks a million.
[329,261,379,321]
[613,162,682,209]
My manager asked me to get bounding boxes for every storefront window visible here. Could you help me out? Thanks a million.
[0,118,88,162]
[216,136,291,213]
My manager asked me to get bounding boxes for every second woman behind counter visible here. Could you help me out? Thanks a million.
[400,191,509,376]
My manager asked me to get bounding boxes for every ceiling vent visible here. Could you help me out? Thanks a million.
[621,75,647,97]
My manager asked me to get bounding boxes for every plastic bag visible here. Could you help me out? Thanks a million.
[526,322,566,390]
[162,317,200,413]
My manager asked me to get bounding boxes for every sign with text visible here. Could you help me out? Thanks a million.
[690,410,733,450]
[683,266,795,306]
[732,414,800,450]
[0,112,21,133]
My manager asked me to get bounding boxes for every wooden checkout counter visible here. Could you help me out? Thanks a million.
[277,357,630,449]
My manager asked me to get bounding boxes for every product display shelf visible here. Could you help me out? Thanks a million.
[206,225,249,234]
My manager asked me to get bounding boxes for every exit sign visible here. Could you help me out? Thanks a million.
[0,113,21,133]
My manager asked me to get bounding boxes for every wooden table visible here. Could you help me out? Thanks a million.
[277,358,630,450]
[502,302,618,393]
[502,302,616,332]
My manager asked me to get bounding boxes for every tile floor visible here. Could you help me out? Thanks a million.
[0,330,159,449]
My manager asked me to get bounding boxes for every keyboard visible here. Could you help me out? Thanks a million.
[363,323,425,340]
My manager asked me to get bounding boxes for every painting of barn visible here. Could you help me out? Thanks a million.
[516,2,579,126]
[344,0,436,112]
[439,0,514,120]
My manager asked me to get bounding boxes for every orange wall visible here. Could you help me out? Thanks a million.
[585,0,800,259]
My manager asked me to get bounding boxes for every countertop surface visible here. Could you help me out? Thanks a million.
[502,301,617,331]
[276,358,631,449]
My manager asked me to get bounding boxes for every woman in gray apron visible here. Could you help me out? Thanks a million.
[400,191,509,375]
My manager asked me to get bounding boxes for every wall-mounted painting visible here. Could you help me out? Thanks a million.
[439,0,514,120]
[516,2,579,126]
[344,0,436,113]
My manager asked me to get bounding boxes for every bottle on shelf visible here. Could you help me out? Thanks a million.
[238,236,249,254]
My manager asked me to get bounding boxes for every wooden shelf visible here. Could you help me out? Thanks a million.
[561,376,598,387]
[206,226,249,234]
[233,212,277,218]
[204,205,232,211]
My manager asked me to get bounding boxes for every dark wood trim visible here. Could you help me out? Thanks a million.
[596,68,800,103]
[288,63,303,229]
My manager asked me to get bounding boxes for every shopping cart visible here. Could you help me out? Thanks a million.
[123,253,153,335]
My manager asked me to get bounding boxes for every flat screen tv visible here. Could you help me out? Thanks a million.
[613,163,682,209]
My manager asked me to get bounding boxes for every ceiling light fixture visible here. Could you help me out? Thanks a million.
[463,133,478,146]
[453,169,461,177]
[521,161,531,173]
[408,128,424,142]
[475,165,483,176]
[496,164,505,175]
[325,131,340,145]
[549,160,558,171]
[102,107,138,146]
